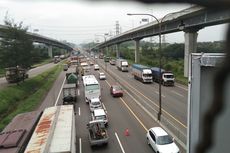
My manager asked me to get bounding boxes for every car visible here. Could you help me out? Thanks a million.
[89,98,102,112]
[94,64,99,70]
[110,85,123,97]
[99,72,106,80]
[146,127,180,153]
[94,55,98,59]
[91,108,108,126]
[109,59,116,65]
[89,61,94,66]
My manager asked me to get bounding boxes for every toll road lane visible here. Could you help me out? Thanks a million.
[97,59,187,128]
[97,63,186,153]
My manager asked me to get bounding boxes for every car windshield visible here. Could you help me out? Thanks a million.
[85,84,99,91]
[164,74,174,78]
[156,135,173,145]
[113,86,121,91]
[92,102,100,106]
[143,74,152,77]
[95,115,106,120]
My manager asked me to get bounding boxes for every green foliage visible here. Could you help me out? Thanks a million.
[0,64,62,131]
[0,17,34,68]
[197,41,225,53]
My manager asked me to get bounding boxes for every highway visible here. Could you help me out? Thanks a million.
[38,59,186,153]
[96,58,188,135]
[0,62,57,89]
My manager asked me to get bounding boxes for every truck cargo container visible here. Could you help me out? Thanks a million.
[24,105,76,153]
[151,67,175,86]
[116,59,128,72]
[132,64,152,83]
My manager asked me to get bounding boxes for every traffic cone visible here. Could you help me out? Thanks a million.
[125,128,130,136]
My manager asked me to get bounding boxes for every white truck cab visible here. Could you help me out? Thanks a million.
[91,108,108,126]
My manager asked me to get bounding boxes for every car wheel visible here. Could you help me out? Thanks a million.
[147,138,151,145]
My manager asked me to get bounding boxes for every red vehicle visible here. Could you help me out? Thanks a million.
[110,85,123,97]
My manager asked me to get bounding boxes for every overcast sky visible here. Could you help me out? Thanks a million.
[0,0,228,45]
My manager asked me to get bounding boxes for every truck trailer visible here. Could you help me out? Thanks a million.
[132,64,152,83]
[0,105,76,153]
[151,67,175,86]
[116,59,128,72]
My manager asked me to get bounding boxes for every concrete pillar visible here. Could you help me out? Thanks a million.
[115,44,120,58]
[134,39,140,63]
[184,30,198,77]
[106,46,109,56]
[48,45,53,58]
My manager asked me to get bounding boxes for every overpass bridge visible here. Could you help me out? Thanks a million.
[95,5,230,77]
[0,24,73,57]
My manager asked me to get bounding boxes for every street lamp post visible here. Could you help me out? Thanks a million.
[127,12,175,121]
[95,33,109,72]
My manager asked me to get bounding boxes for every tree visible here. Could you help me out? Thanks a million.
[0,17,34,68]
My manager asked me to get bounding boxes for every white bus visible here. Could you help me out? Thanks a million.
[82,75,101,103]
[24,105,76,153]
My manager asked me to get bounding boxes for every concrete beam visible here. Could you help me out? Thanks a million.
[184,29,198,77]
[134,39,140,63]
[48,45,53,58]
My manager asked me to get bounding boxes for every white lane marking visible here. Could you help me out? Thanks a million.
[78,89,80,96]
[79,138,82,153]
[154,91,166,98]
[78,107,81,116]
[102,103,107,113]
[55,77,66,106]
[99,61,186,128]
[115,132,126,153]
[171,90,184,97]
[175,84,188,91]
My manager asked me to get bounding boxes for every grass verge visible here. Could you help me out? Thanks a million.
[31,58,52,68]
[0,64,62,131]
[0,68,5,77]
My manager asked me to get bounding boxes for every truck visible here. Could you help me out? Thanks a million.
[99,53,104,59]
[62,83,77,105]
[116,58,129,72]
[131,64,152,83]
[87,120,109,147]
[151,67,175,86]
[82,75,101,103]
[0,105,76,153]
[104,56,110,62]
[53,55,60,63]
[24,105,76,153]
[5,67,28,83]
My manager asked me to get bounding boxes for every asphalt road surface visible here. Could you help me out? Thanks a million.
[38,62,186,153]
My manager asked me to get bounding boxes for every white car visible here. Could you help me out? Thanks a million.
[146,127,180,153]
[94,64,99,70]
[89,98,102,112]
[99,72,106,80]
